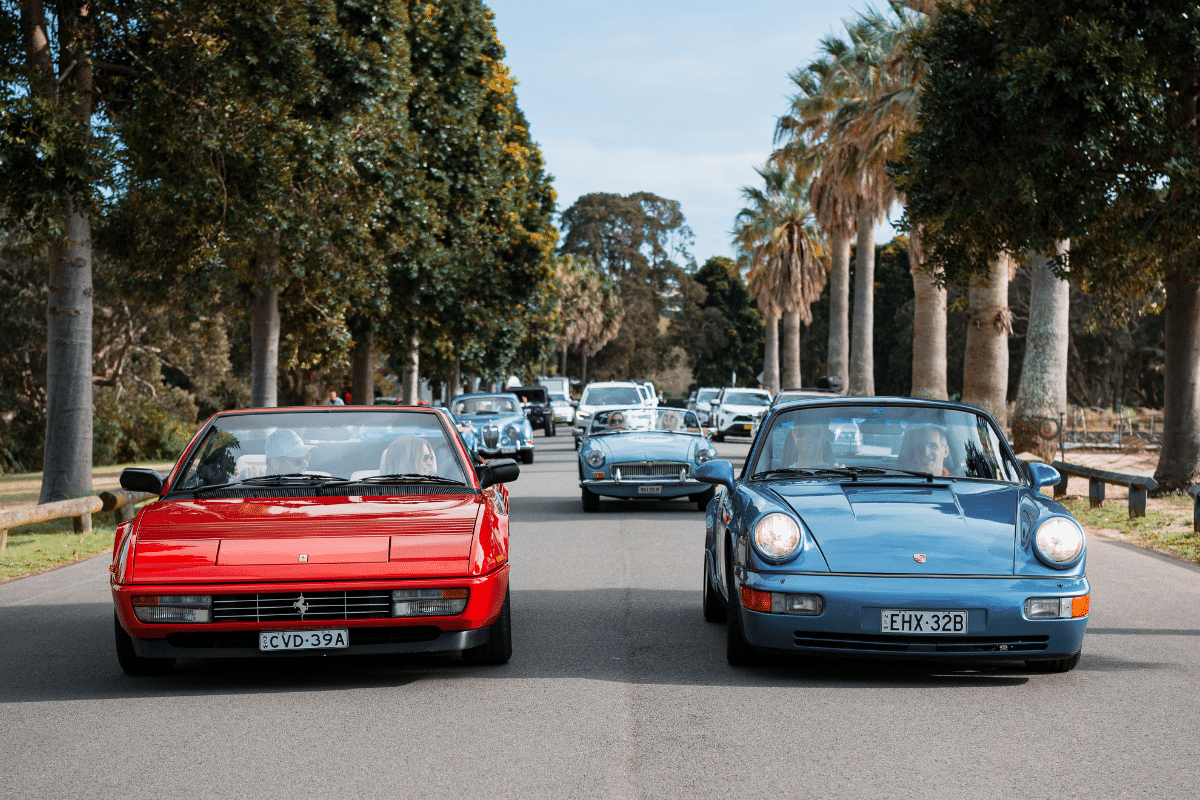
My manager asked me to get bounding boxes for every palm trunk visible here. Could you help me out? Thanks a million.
[781,311,801,389]
[762,311,780,393]
[1012,243,1070,460]
[351,329,375,407]
[826,229,852,388]
[1152,261,1200,491]
[962,255,1012,427]
[401,333,420,404]
[909,227,948,400]
[449,359,462,399]
[848,209,876,396]
[250,241,280,408]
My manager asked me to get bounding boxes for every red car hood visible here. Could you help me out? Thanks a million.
[129,495,483,584]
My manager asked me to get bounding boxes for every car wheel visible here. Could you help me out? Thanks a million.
[463,588,512,665]
[581,486,600,513]
[725,547,758,666]
[690,486,715,512]
[702,558,727,622]
[546,419,555,437]
[713,431,725,443]
[521,449,534,464]
[113,613,175,676]
[1026,651,1081,673]
[573,437,580,451]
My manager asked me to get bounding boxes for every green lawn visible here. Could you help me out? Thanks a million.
[1059,494,1200,564]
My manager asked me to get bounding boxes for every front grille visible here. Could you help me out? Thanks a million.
[618,461,690,478]
[212,590,392,623]
[792,631,1050,653]
[481,426,500,448]
[166,626,441,649]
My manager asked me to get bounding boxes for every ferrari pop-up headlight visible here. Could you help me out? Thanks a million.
[1034,516,1085,566]
[753,513,803,560]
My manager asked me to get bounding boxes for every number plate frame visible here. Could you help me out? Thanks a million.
[637,484,663,495]
[259,629,350,651]
[880,609,968,635]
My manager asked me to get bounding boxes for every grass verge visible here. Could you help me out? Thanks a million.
[1,514,115,581]
[1060,495,1200,564]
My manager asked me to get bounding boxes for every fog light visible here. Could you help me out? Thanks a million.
[771,592,824,616]
[392,588,469,617]
[131,595,212,623]
[1025,595,1089,619]
[739,585,772,612]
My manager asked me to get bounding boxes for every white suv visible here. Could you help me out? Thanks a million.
[710,387,773,442]
[572,381,647,448]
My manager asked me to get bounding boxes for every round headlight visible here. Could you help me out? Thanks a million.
[695,447,715,464]
[1034,516,1084,565]
[753,513,802,560]
[584,449,605,469]
[505,425,520,439]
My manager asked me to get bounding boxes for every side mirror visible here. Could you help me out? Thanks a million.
[478,458,520,488]
[120,467,165,495]
[694,460,735,492]
[571,400,579,408]
[1026,461,1061,489]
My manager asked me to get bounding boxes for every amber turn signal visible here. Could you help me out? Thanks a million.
[1071,594,1090,618]
[739,585,772,612]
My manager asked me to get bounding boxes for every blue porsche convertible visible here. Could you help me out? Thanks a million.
[696,397,1089,672]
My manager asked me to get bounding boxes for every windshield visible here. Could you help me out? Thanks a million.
[751,404,1022,482]
[549,394,570,404]
[173,410,467,489]
[697,389,719,402]
[452,396,519,415]
[589,407,703,434]
[582,386,643,406]
[723,391,771,406]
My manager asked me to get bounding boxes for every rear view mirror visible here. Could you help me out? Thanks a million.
[478,458,520,488]
[120,468,165,495]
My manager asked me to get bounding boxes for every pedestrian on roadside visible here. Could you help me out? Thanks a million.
[324,390,344,406]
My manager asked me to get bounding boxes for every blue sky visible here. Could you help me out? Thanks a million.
[486,1,897,266]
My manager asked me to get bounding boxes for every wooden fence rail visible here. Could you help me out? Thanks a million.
[0,489,155,554]
[1050,460,1157,519]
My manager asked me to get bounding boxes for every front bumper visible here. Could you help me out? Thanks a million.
[718,419,756,436]
[112,565,508,658]
[579,477,705,499]
[477,443,533,458]
[736,570,1089,660]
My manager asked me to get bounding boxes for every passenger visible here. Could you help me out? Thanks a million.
[659,410,681,431]
[265,429,316,475]
[783,423,833,468]
[381,435,437,476]
[898,425,952,475]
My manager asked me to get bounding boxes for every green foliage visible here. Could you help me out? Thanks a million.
[93,385,196,466]
[0,240,47,473]
[683,257,764,389]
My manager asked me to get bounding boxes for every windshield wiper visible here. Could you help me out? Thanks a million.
[872,467,940,482]
[751,466,888,482]
[751,467,819,480]
[346,473,466,485]
[183,474,351,495]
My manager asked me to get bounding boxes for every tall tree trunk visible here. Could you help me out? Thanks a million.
[449,359,462,400]
[781,311,801,389]
[962,255,1012,427]
[1012,243,1070,460]
[826,229,852,388]
[581,352,588,385]
[560,346,567,378]
[848,209,876,396]
[401,333,420,404]
[250,241,280,408]
[762,311,780,393]
[351,329,375,407]
[1153,262,1200,492]
[38,2,94,504]
[909,227,948,400]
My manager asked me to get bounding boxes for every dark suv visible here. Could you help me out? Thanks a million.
[512,385,556,436]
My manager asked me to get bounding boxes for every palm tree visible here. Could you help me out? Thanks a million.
[733,166,828,392]
[1011,243,1071,458]
[962,255,1013,426]
[555,254,623,384]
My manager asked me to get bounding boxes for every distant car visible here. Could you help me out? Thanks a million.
[688,387,721,425]
[511,385,555,437]
[548,392,575,425]
[450,393,536,464]
[110,405,519,675]
[710,387,773,441]
[578,407,716,512]
[696,397,1088,671]
[749,387,840,439]
[573,381,649,449]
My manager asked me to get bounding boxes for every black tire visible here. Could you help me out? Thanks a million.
[463,589,512,665]
[114,613,175,676]
[573,437,581,451]
[713,430,725,443]
[1026,651,1081,673]
[545,419,556,437]
[690,486,715,512]
[725,546,758,666]
[702,558,727,622]
[521,449,534,465]
[582,485,601,513]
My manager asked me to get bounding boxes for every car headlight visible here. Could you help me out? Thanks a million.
[131,595,212,623]
[392,588,468,616]
[695,446,715,464]
[505,425,520,439]
[577,411,591,420]
[752,513,803,560]
[584,449,606,469]
[1034,516,1085,566]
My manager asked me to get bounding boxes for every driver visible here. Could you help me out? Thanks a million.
[899,425,951,475]
[608,411,627,431]
[783,422,832,468]
[381,435,438,476]
[265,429,316,475]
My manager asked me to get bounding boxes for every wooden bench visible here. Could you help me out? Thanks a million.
[1188,485,1200,533]
[1050,461,1157,518]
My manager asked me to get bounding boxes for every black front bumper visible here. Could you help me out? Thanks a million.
[131,626,490,658]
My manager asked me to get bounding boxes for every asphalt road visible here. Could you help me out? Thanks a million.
[3,434,1199,799]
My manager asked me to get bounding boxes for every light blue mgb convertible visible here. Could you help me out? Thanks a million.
[450,393,535,464]
[578,407,717,512]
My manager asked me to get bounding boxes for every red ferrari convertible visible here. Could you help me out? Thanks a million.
[111,406,518,675]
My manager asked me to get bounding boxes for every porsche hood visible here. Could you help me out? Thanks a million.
[768,480,1019,575]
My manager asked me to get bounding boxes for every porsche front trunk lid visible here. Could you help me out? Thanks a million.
[771,480,1018,575]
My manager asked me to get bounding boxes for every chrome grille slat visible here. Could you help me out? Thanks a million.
[212,591,392,622]
[616,461,690,478]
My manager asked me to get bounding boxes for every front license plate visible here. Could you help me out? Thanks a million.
[259,629,349,651]
[880,610,967,635]
[501,446,517,454]
[637,484,663,495]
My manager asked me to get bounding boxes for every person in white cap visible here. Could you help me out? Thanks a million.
[265,429,317,475]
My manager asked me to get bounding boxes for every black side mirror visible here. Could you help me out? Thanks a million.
[478,458,520,488]
[120,467,165,494]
